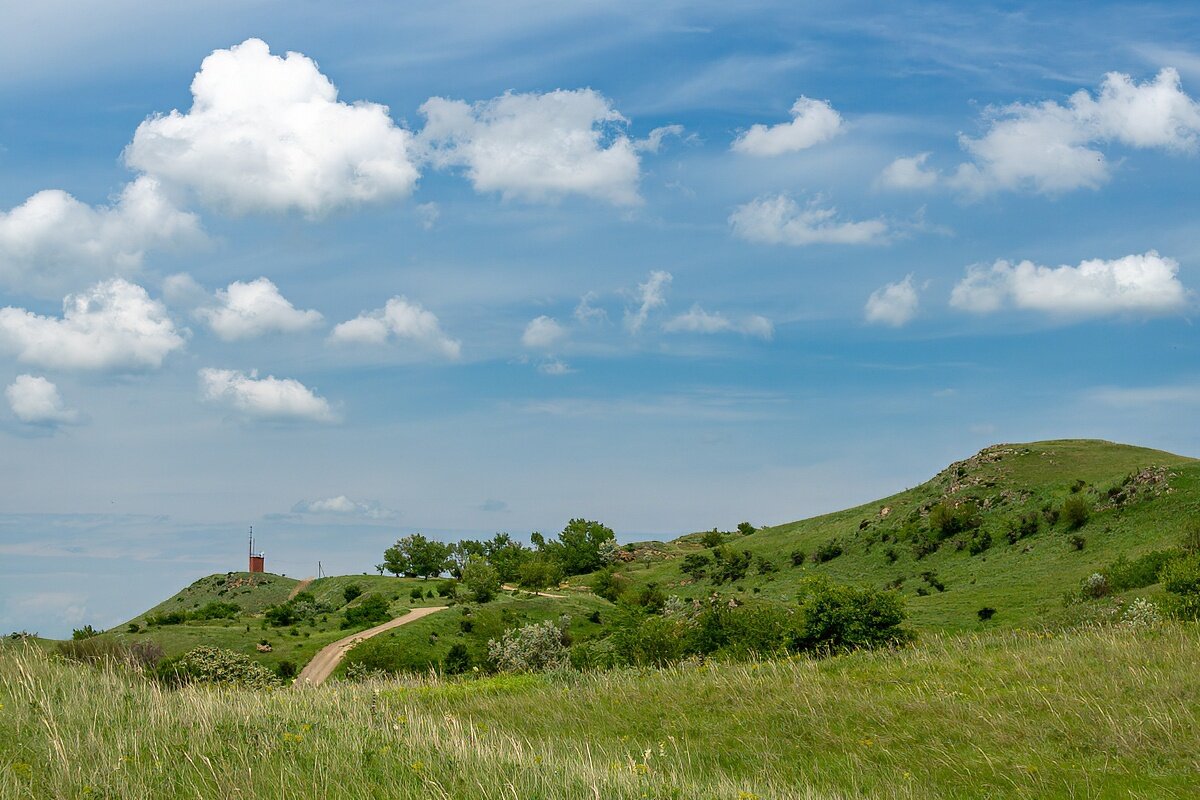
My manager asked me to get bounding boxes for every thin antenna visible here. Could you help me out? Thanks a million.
[249,526,254,559]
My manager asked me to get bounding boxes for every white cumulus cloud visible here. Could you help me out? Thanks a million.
[330,296,461,359]
[625,270,672,332]
[731,97,843,156]
[292,495,395,520]
[865,275,920,326]
[0,176,202,297]
[5,375,79,425]
[199,368,336,423]
[950,251,1189,317]
[729,194,888,246]
[521,315,567,349]
[951,68,1200,195]
[418,89,642,205]
[195,277,323,341]
[0,278,185,371]
[878,153,940,189]
[125,38,419,217]
[662,305,774,339]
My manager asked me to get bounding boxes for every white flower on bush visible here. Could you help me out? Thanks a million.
[487,618,569,672]
[1121,597,1162,629]
[1081,573,1109,599]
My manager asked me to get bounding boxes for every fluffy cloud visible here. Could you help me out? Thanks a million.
[292,495,395,520]
[418,89,642,205]
[195,277,323,340]
[729,194,888,246]
[5,375,79,425]
[521,315,567,349]
[731,97,843,156]
[125,38,419,217]
[662,305,774,339]
[878,153,939,189]
[625,270,672,332]
[0,176,202,297]
[330,296,461,359]
[950,251,1188,317]
[0,279,185,370]
[199,368,336,423]
[951,68,1200,195]
[865,275,920,326]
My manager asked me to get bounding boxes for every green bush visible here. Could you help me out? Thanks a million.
[343,594,391,629]
[794,577,911,653]
[71,625,100,640]
[790,549,807,567]
[462,557,501,603]
[1061,495,1090,530]
[1161,553,1200,620]
[681,553,711,580]
[812,539,843,563]
[700,529,724,548]
[159,646,282,689]
[929,501,980,538]
[755,555,778,575]
[737,521,757,536]
[591,567,626,602]
[977,607,996,621]
[967,530,992,555]
[710,546,752,584]
[343,584,363,604]
[1103,550,1181,592]
[444,643,472,674]
[191,601,240,620]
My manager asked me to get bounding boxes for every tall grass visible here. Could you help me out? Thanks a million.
[3,624,1200,798]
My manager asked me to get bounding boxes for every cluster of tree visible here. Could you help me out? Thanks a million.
[263,592,329,627]
[377,519,618,599]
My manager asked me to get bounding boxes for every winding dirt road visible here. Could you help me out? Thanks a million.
[294,606,447,687]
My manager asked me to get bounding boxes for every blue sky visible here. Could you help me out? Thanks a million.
[2,1,1199,636]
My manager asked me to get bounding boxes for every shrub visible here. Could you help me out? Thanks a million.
[487,618,570,673]
[462,557,501,603]
[72,625,100,640]
[794,577,910,653]
[1183,519,1200,554]
[343,594,391,629]
[436,579,458,598]
[929,501,980,538]
[161,646,282,689]
[343,584,363,604]
[264,604,299,627]
[1105,550,1180,591]
[444,643,472,674]
[790,549,807,567]
[517,556,565,593]
[755,555,778,575]
[1080,573,1110,600]
[610,608,686,667]
[737,521,757,536]
[1061,496,1090,530]
[591,567,627,602]
[276,660,297,680]
[410,587,425,601]
[191,601,240,620]
[1161,553,1200,620]
[1121,598,1162,629]
[631,582,667,613]
[711,546,752,584]
[1068,534,1086,551]
[1006,512,1040,544]
[587,610,601,624]
[977,607,996,621]
[812,539,844,564]
[127,623,140,634]
[883,547,898,564]
[968,530,992,555]
[920,571,945,592]
[681,553,711,580]
[700,529,724,548]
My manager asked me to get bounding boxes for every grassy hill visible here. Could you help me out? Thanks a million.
[586,439,1198,632]
[5,623,1199,798]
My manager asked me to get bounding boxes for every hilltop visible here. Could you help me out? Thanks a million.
[582,439,1198,631]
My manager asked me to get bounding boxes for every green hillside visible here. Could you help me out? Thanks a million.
[5,623,1199,798]
[587,440,1198,632]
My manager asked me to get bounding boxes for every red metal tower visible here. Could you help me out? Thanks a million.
[249,527,265,573]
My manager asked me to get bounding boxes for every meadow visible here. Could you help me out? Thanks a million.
[3,623,1199,799]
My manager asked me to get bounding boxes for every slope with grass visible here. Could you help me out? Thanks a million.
[587,440,1198,632]
[4,623,1199,798]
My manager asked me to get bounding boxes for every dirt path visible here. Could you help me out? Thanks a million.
[294,606,448,687]
[287,577,315,600]
[501,584,569,598]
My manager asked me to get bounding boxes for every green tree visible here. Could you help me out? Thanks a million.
[537,518,616,576]
[483,533,532,583]
[794,577,910,653]
[518,556,564,594]
[462,556,501,603]
[383,534,451,579]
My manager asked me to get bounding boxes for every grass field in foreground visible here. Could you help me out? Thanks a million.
[3,624,1199,799]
